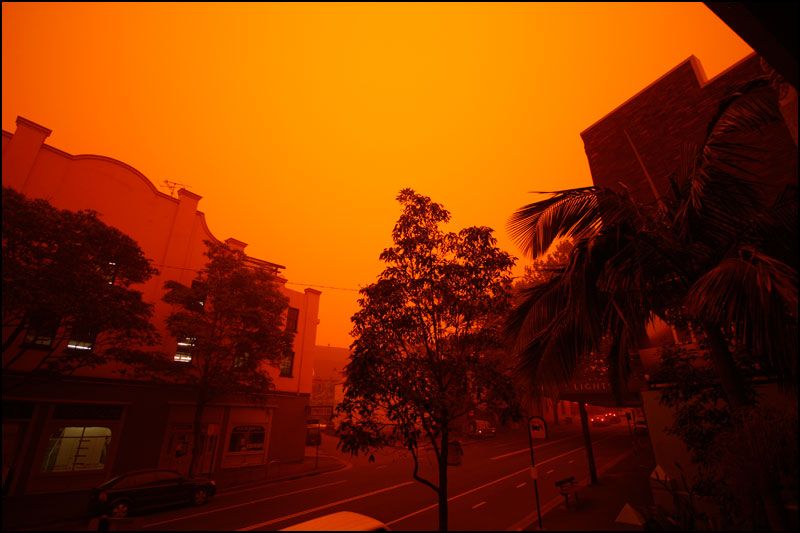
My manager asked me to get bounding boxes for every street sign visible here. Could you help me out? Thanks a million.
[306,405,333,418]
[529,416,547,440]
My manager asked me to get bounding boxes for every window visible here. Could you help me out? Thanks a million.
[286,307,299,333]
[174,336,196,363]
[156,470,183,483]
[228,425,265,453]
[41,426,111,473]
[24,312,60,348]
[104,261,118,285]
[279,351,294,377]
[67,325,97,352]
[233,350,250,370]
[115,472,158,488]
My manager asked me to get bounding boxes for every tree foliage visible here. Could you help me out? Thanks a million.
[337,189,520,531]
[157,240,294,476]
[2,187,158,375]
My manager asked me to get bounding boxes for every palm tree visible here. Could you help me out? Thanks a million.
[506,76,797,530]
[507,76,796,405]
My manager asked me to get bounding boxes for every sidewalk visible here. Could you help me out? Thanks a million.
[2,449,349,531]
[516,436,656,531]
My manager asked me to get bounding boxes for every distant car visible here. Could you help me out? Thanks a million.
[88,469,216,518]
[469,420,496,438]
[281,511,389,531]
[604,412,621,424]
[590,416,609,427]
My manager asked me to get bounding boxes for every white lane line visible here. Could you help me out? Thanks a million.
[388,439,603,527]
[490,435,578,461]
[142,480,349,528]
[515,482,527,489]
[472,501,487,510]
[546,469,555,474]
[237,481,414,531]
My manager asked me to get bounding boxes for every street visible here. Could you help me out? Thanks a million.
[119,422,636,531]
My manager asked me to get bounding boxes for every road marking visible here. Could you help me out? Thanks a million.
[472,501,487,510]
[515,482,527,489]
[490,435,577,460]
[388,440,601,527]
[546,469,554,474]
[568,459,574,464]
[237,481,414,531]
[376,465,387,469]
[142,480,349,528]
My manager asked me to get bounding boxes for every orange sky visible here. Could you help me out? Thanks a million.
[2,2,752,349]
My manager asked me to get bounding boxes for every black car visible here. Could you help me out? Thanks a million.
[89,469,216,518]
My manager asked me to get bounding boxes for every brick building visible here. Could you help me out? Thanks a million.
[2,117,321,497]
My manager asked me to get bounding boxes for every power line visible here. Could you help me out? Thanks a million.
[285,282,360,292]
[151,263,361,292]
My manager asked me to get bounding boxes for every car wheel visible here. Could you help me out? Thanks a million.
[110,499,131,518]
[193,488,209,506]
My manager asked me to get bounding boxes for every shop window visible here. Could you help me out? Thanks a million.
[174,336,196,363]
[279,351,294,377]
[286,307,299,333]
[24,312,60,348]
[41,426,111,473]
[228,425,265,453]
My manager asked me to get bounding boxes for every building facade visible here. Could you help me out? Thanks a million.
[2,117,320,496]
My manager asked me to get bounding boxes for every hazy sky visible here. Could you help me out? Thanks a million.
[2,2,752,348]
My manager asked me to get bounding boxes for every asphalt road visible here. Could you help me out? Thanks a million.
[124,422,635,531]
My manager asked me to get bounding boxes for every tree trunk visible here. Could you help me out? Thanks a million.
[705,326,751,409]
[552,397,560,426]
[438,430,449,532]
[578,402,598,485]
[189,390,207,478]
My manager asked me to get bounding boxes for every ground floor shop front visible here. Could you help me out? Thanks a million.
[2,375,309,498]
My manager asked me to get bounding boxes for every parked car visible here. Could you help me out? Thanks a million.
[281,511,388,531]
[88,469,216,518]
[633,419,649,436]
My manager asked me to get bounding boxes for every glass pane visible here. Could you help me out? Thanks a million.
[40,426,111,473]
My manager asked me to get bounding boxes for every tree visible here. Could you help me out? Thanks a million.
[2,187,159,377]
[337,189,521,532]
[514,238,574,423]
[516,238,573,288]
[159,240,295,477]
[505,77,796,530]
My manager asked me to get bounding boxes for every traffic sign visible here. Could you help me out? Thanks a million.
[529,416,547,440]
